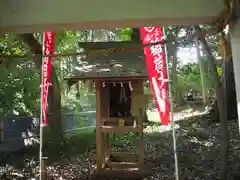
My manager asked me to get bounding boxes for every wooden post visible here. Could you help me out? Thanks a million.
[104,84,111,161]
[101,132,105,167]
[41,157,48,180]
[105,133,111,158]
[95,80,103,170]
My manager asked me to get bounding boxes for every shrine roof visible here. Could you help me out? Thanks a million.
[65,50,148,80]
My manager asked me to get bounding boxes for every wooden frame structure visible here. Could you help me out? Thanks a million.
[95,79,145,175]
[67,77,152,178]
[65,42,152,178]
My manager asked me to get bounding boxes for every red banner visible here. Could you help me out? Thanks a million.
[140,27,170,125]
[41,32,55,125]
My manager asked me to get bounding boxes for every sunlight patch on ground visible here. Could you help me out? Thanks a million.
[145,108,207,134]
[146,108,206,123]
[144,123,180,134]
[190,137,213,147]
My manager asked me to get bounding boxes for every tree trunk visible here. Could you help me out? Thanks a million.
[47,66,64,146]
[195,26,229,180]
[19,33,63,146]
[207,59,237,122]
[223,55,238,121]
[195,37,207,105]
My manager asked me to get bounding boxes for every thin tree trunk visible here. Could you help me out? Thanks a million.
[195,26,229,180]
[195,37,207,105]
[170,45,180,103]
[167,27,181,104]
[171,45,178,92]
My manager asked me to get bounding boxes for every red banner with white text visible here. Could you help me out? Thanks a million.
[140,27,170,125]
[41,32,55,125]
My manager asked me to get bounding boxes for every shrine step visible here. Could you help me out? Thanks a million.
[93,166,152,179]
[106,161,140,169]
[110,152,140,162]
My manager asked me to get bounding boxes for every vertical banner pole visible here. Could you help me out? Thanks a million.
[39,33,45,180]
[140,26,179,179]
[162,27,179,180]
[39,32,54,180]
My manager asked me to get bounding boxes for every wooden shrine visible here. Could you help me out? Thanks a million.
[65,44,152,178]
[94,79,149,177]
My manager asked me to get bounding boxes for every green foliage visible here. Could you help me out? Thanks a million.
[73,101,85,127]
[176,62,214,97]
[0,27,221,120]
[0,30,97,125]
[144,60,216,106]
[119,28,133,41]
[217,66,222,77]
[0,34,40,116]
[0,61,40,116]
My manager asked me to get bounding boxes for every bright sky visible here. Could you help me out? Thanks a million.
[177,25,228,66]
[177,47,197,66]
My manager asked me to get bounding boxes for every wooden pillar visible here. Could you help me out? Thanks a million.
[95,80,103,170]
[230,18,240,132]
[105,134,111,158]
[40,157,48,180]
[101,83,110,162]
[96,80,111,169]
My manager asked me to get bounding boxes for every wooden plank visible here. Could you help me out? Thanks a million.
[95,80,103,170]
[64,76,148,81]
[101,116,136,122]
[106,161,140,169]
[0,0,223,33]
[78,41,142,50]
[99,83,109,167]
[93,166,152,179]
[101,126,142,133]
[110,152,140,162]
[105,134,111,160]
[87,51,144,63]
[100,85,111,163]
[41,157,48,180]
[101,116,138,126]
[111,152,139,156]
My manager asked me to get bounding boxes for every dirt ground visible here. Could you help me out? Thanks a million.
[1,114,240,180]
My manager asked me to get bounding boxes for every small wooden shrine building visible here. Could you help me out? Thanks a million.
[65,42,151,178]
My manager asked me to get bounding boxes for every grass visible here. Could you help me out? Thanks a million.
[64,128,96,156]
[64,126,95,137]
[64,127,140,156]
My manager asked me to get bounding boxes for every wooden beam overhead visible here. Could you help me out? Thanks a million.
[64,76,148,81]
[78,41,142,50]
[0,0,224,33]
